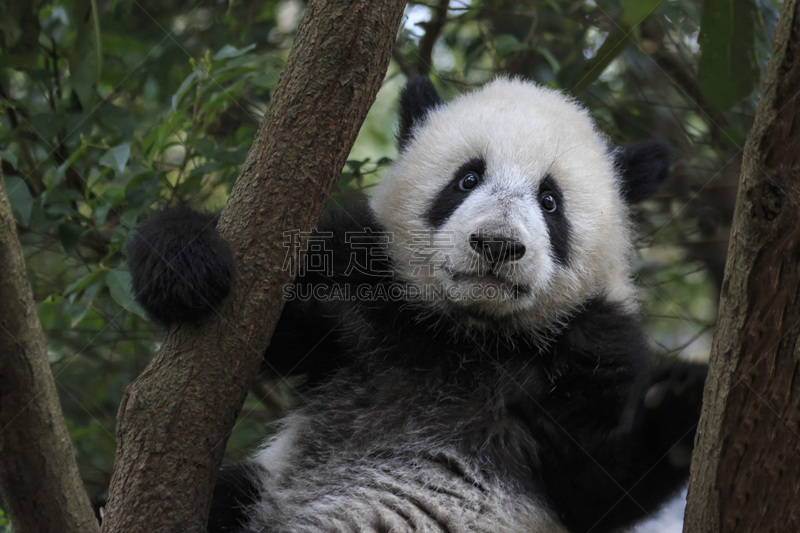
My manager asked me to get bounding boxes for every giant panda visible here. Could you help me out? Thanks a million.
[128,77,706,533]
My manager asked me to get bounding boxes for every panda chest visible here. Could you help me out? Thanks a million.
[270,373,559,532]
[318,362,550,486]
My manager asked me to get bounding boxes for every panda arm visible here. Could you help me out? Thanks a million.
[537,301,705,533]
[128,207,347,379]
[261,292,343,382]
[263,199,383,380]
[133,200,379,379]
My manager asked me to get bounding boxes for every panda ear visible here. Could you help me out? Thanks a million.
[398,76,443,151]
[613,141,672,204]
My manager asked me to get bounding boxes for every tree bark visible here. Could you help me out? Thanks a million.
[0,171,100,532]
[101,1,407,532]
[684,1,800,531]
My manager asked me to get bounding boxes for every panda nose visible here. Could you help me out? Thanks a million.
[469,234,526,263]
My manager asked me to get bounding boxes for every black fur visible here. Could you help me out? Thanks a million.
[538,302,705,531]
[539,174,571,265]
[425,157,486,227]
[614,141,671,204]
[128,208,235,326]
[201,202,701,533]
[208,464,263,533]
[263,201,381,383]
[398,76,444,151]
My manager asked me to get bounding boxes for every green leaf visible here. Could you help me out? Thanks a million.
[64,269,106,298]
[69,302,91,328]
[65,113,93,145]
[0,2,40,64]
[535,46,560,72]
[144,112,186,163]
[54,142,89,188]
[214,43,256,60]
[30,114,65,144]
[58,222,86,253]
[213,147,248,164]
[192,137,216,158]
[494,34,528,56]
[252,71,280,88]
[698,0,760,113]
[171,71,198,112]
[107,270,147,319]
[98,104,136,139]
[70,0,102,109]
[0,150,18,169]
[3,176,33,226]
[99,144,131,177]
[621,0,662,27]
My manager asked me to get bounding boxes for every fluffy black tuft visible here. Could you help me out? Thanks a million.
[127,207,234,326]
[398,76,443,151]
[208,464,263,533]
[615,140,671,204]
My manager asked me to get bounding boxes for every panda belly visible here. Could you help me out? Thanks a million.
[248,435,564,533]
[241,366,565,533]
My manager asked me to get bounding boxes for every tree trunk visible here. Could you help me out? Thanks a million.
[0,171,100,532]
[684,1,800,531]
[101,1,407,532]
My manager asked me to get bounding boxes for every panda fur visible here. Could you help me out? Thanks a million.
[129,77,705,533]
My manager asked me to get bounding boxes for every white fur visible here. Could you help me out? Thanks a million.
[370,78,636,333]
[252,415,305,484]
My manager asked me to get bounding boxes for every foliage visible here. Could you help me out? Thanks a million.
[0,509,11,533]
[0,0,780,513]
[1,0,290,502]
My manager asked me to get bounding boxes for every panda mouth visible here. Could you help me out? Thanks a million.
[449,271,530,296]
[451,271,503,282]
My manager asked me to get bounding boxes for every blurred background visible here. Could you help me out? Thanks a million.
[0,0,779,521]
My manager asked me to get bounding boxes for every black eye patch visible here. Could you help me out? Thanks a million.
[538,174,571,265]
[425,158,487,228]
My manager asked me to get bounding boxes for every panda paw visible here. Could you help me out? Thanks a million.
[643,361,707,413]
[128,207,235,326]
[641,361,707,467]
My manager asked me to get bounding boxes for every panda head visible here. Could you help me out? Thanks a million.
[369,77,670,333]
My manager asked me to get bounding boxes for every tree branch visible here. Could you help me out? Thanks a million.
[100,1,408,531]
[685,1,800,530]
[0,165,100,532]
[416,0,450,75]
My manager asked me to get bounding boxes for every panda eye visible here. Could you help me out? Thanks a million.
[540,192,558,212]
[459,171,480,191]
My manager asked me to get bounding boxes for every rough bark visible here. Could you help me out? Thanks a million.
[0,170,100,532]
[684,1,800,531]
[101,1,407,532]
